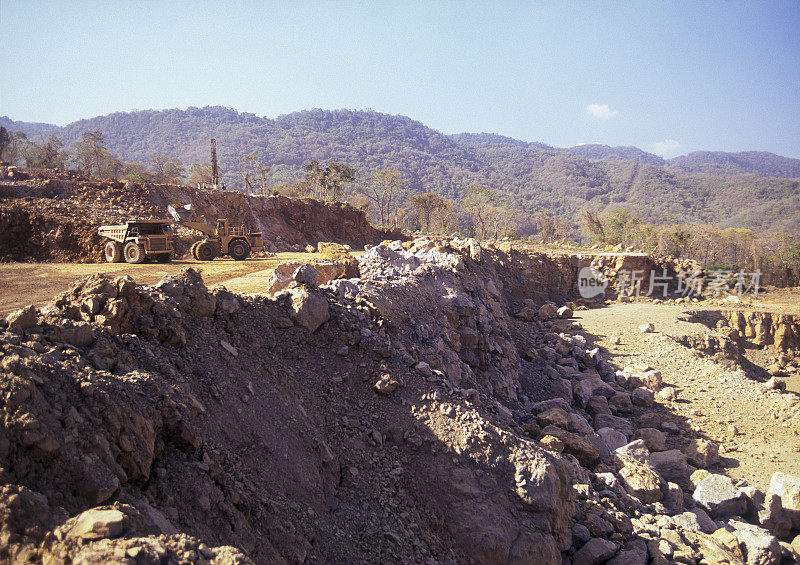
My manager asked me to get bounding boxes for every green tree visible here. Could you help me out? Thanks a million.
[302,160,357,202]
[242,153,271,194]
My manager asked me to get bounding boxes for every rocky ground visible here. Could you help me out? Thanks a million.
[1,167,800,564]
[0,235,799,564]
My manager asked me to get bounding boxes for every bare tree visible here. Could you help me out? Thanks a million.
[409,191,447,232]
[149,155,186,184]
[462,185,496,239]
[188,163,212,186]
[357,169,404,226]
[74,131,106,176]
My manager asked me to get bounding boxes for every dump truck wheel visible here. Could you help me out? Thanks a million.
[229,239,250,261]
[190,241,201,260]
[104,241,122,263]
[123,242,145,264]
[196,241,217,261]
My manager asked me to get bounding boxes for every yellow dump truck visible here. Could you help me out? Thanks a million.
[98,220,174,263]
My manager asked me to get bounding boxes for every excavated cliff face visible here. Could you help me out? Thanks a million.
[0,167,400,262]
[0,250,583,563]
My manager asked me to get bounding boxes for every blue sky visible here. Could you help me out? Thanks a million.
[1,0,798,158]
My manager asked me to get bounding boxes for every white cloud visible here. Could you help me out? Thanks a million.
[585,103,619,120]
[649,139,683,158]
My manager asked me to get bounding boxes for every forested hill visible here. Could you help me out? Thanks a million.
[668,151,800,178]
[2,107,799,235]
[0,116,59,140]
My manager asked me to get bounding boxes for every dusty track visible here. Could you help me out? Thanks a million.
[0,253,316,316]
[577,302,800,492]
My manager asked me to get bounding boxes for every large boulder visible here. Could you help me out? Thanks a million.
[649,450,692,483]
[268,259,345,295]
[618,461,664,503]
[288,287,330,332]
[693,474,748,518]
[540,426,599,467]
[5,305,38,330]
[684,438,720,468]
[594,414,633,438]
[727,519,781,565]
[768,472,800,530]
[317,241,360,278]
[572,538,619,565]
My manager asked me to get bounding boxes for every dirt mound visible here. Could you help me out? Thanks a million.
[2,237,799,563]
[0,167,401,262]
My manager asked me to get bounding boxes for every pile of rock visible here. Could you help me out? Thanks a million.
[2,235,799,564]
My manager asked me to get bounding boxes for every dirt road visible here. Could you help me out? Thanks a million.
[0,253,314,315]
[576,302,800,492]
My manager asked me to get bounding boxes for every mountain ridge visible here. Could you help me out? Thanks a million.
[2,107,799,235]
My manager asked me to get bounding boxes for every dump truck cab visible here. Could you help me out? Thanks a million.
[98,220,174,263]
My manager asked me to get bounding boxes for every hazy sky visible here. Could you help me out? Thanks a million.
[1,1,798,158]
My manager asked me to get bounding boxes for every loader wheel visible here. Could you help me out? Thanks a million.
[123,242,145,264]
[196,241,217,261]
[190,241,201,260]
[104,241,122,263]
[229,239,250,261]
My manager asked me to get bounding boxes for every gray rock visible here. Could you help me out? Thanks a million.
[572,537,619,565]
[594,413,633,437]
[609,392,633,414]
[758,493,792,539]
[538,303,558,321]
[537,407,571,429]
[52,319,95,347]
[663,482,684,512]
[598,427,627,451]
[530,398,571,414]
[639,323,655,333]
[605,549,646,565]
[684,438,720,468]
[619,461,664,503]
[571,523,591,548]
[574,378,615,408]
[633,427,666,452]
[557,305,573,318]
[612,439,650,467]
[767,471,800,529]
[288,287,330,332]
[66,508,127,540]
[324,278,360,299]
[569,413,595,435]
[649,449,692,483]
[631,387,655,407]
[693,473,748,518]
[671,508,717,533]
[728,519,781,565]
[6,305,37,330]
